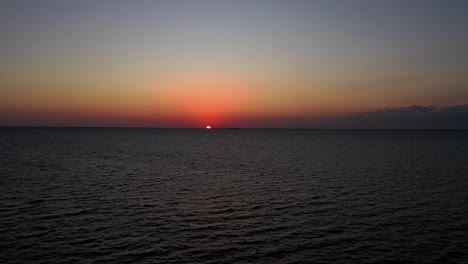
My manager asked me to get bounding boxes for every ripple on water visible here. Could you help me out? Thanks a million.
[1,128,468,263]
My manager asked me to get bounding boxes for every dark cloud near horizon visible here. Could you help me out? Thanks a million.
[220,104,468,129]
[328,104,468,129]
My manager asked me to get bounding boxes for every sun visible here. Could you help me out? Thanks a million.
[206,125,212,129]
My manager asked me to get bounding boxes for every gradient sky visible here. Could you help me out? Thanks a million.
[1,0,468,128]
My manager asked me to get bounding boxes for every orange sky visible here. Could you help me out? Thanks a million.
[1,1,467,127]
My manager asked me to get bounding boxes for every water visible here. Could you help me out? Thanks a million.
[1,128,467,264]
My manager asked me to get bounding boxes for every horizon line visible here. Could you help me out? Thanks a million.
[1,126,467,131]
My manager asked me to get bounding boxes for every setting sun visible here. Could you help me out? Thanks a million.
[2,2,468,264]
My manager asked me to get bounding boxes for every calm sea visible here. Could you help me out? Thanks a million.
[1,128,467,263]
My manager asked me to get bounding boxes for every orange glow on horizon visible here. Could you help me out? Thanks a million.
[206,125,211,129]
[149,68,259,126]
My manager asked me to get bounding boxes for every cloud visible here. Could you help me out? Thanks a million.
[333,104,468,129]
[216,104,468,129]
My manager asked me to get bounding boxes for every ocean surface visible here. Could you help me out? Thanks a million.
[1,128,467,264]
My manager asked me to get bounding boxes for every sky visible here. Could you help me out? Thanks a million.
[1,0,467,128]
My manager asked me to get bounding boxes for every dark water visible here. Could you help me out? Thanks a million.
[1,128,467,264]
